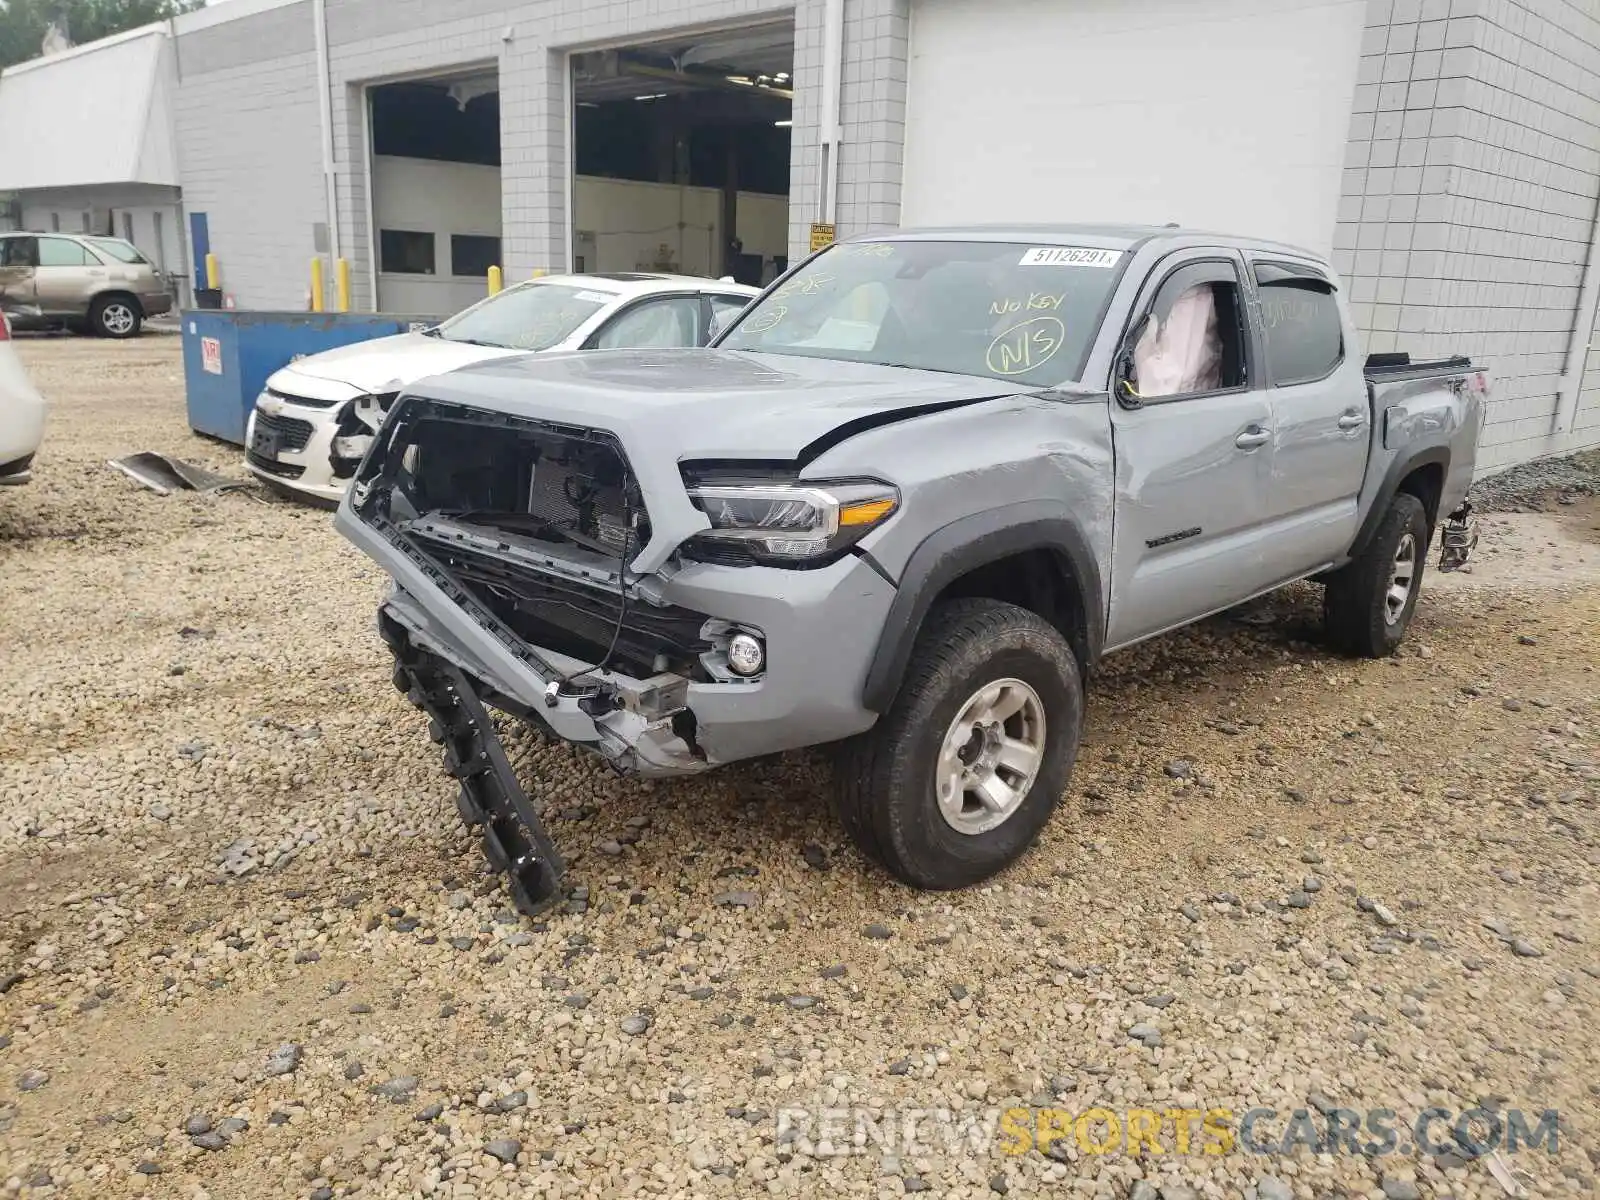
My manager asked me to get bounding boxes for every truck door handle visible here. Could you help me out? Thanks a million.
[1338,410,1367,430]
[1235,427,1271,449]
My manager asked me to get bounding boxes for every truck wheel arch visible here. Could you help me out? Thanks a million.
[861,503,1104,714]
[1347,447,1450,561]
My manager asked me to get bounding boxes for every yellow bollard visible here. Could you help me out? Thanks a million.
[205,252,220,290]
[310,257,325,312]
[335,258,351,312]
[487,265,503,296]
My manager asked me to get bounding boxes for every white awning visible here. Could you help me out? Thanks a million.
[0,26,177,191]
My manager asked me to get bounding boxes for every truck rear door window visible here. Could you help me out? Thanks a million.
[1255,275,1343,386]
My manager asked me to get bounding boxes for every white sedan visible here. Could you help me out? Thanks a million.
[245,272,760,505]
[0,311,47,486]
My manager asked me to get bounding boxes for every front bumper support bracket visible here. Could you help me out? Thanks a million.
[382,624,566,916]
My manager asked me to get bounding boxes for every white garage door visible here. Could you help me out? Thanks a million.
[902,0,1366,255]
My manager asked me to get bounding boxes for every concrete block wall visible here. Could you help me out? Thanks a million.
[1336,0,1600,474]
[173,1,326,310]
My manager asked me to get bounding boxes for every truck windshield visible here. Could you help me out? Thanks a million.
[718,239,1125,386]
[435,281,613,351]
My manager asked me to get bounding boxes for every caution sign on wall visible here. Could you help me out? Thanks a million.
[809,223,836,253]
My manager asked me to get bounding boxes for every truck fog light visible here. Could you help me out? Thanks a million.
[727,633,765,677]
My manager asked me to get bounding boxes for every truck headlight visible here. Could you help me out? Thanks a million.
[685,480,899,565]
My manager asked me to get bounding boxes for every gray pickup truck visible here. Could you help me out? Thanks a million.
[337,225,1485,913]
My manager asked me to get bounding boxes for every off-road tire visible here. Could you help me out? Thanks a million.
[90,294,142,339]
[835,599,1082,889]
[1323,492,1429,658]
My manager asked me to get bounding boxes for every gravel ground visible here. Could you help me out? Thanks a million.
[2,336,1599,1200]
[1469,451,1600,514]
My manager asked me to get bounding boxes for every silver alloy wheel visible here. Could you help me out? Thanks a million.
[100,302,136,336]
[1385,532,1418,624]
[935,677,1047,835]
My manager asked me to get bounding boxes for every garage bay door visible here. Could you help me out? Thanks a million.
[901,0,1367,254]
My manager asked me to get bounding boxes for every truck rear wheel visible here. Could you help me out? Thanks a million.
[835,599,1082,889]
[1323,492,1429,658]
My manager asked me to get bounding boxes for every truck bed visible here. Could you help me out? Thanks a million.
[1358,351,1486,546]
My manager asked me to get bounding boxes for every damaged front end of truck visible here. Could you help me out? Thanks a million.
[337,375,917,912]
[334,316,1051,913]
[341,398,723,911]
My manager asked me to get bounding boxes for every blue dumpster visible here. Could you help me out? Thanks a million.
[181,310,448,444]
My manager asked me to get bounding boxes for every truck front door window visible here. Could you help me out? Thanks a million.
[1124,262,1248,403]
[1131,284,1225,399]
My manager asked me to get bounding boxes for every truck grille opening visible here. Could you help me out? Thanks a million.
[373,400,651,558]
[355,399,704,678]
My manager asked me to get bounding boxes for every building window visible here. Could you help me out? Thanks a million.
[122,212,135,244]
[379,229,435,275]
[451,234,500,278]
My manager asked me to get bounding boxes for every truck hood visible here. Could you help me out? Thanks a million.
[270,332,525,399]
[397,348,1038,574]
[409,348,1034,462]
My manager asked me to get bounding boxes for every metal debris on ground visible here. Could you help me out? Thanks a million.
[108,452,247,496]
[1485,1150,1529,1197]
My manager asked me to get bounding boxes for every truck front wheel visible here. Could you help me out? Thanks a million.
[836,599,1082,889]
[1323,491,1429,658]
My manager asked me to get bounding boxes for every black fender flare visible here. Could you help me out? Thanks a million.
[861,501,1104,714]
[1347,446,1451,561]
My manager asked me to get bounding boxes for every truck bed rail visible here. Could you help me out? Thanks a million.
[1363,352,1474,381]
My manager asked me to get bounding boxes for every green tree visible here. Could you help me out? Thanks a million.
[0,0,203,71]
